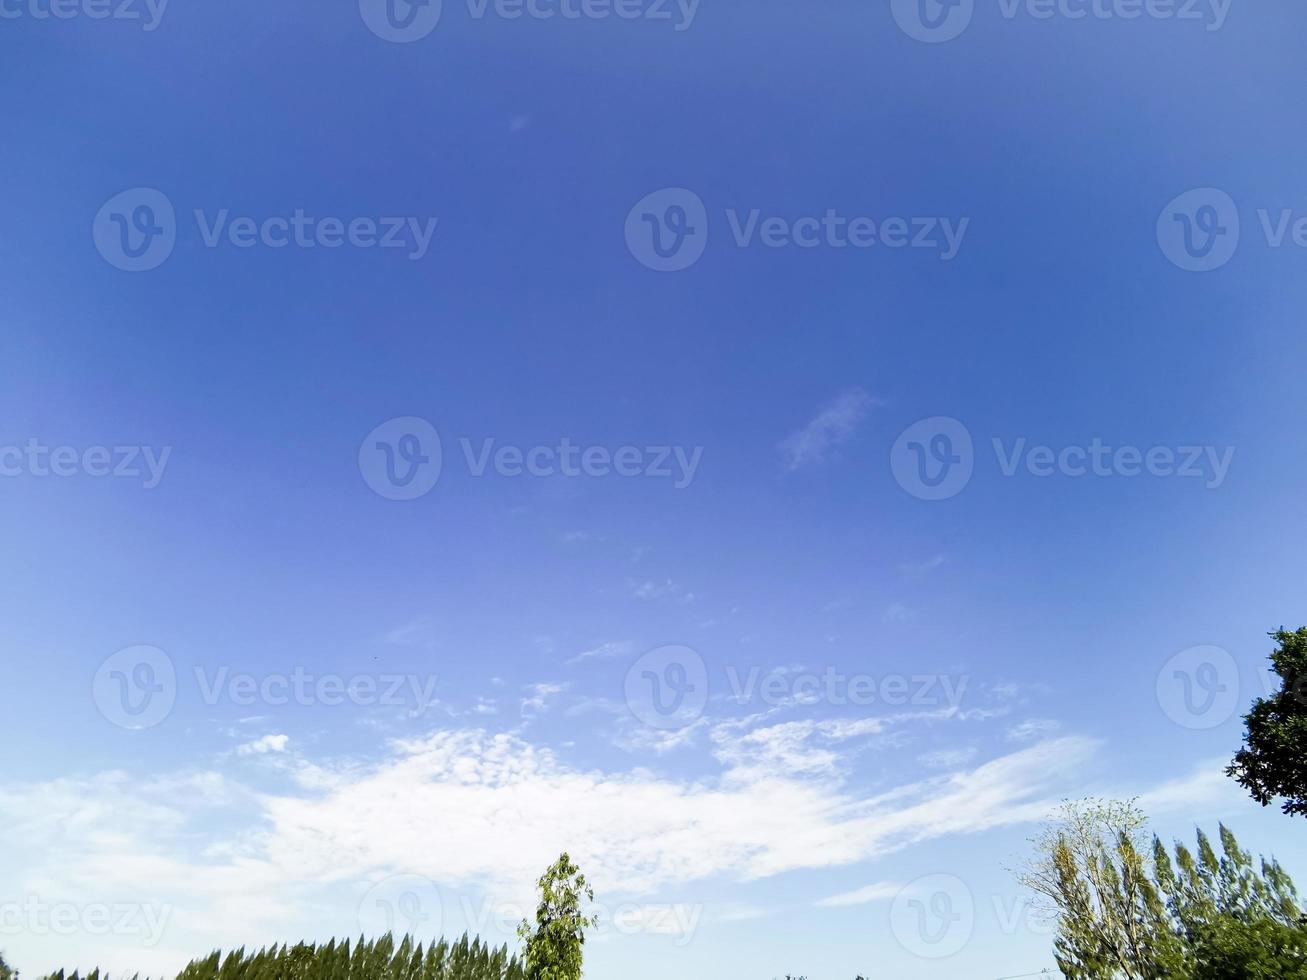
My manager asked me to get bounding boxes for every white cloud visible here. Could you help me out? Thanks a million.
[815,881,901,907]
[628,579,695,603]
[566,641,634,665]
[254,731,1100,891]
[0,725,1101,977]
[1006,719,1061,743]
[918,746,979,769]
[882,602,915,624]
[237,733,290,755]
[520,682,567,719]
[613,718,710,755]
[1136,760,1249,816]
[778,388,875,471]
[900,555,948,580]
[383,617,435,647]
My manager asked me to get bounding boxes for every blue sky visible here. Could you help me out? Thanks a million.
[4,1,1307,977]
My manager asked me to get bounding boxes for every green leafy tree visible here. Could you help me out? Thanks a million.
[1,953,15,980]
[517,853,598,980]
[1228,627,1307,817]
[1015,799,1186,979]
[1016,800,1307,979]
[1154,824,1307,979]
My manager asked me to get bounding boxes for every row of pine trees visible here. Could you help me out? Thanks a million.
[47,935,524,980]
[21,855,593,980]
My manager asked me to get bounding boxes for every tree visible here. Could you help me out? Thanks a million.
[1015,799,1186,979]
[0,953,15,980]
[1016,800,1307,979]
[1228,627,1307,817]
[52,935,524,980]
[1153,824,1307,980]
[517,853,598,980]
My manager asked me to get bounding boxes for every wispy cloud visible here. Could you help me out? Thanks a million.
[778,388,876,471]
[1006,719,1061,743]
[629,578,695,603]
[520,682,568,719]
[815,881,901,907]
[383,617,436,648]
[900,554,948,580]
[882,602,915,624]
[566,641,635,665]
[918,746,979,769]
[1136,760,1249,816]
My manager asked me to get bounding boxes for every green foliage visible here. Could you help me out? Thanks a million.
[1154,824,1307,979]
[1,953,16,980]
[1017,799,1186,979]
[516,853,597,980]
[43,933,523,980]
[1017,799,1307,979]
[1228,627,1307,817]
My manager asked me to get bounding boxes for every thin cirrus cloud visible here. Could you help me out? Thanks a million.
[814,881,902,908]
[566,641,635,665]
[778,388,877,471]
